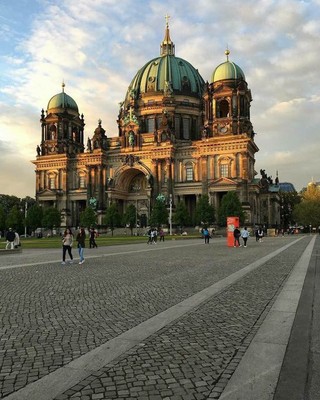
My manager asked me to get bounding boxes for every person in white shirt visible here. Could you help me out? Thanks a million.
[241,227,250,247]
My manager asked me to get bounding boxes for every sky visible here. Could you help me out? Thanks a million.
[0,0,319,198]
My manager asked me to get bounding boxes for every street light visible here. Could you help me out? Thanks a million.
[135,198,138,236]
[169,194,172,236]
[24,201,28,237]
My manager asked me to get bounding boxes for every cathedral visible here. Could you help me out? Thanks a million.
[32,20,280,229]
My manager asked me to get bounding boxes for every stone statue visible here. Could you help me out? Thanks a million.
[129,131,135,147]
[87,138,92,151]
[36,145,41,156]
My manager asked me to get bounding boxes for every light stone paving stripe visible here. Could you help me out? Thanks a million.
[218,234,316,400]
[3,237,305,400]
[0,241,201,270]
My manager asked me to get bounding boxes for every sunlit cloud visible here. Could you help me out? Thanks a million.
[0,0,319,196]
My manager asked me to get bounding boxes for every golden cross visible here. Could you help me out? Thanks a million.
[165,14,170,26]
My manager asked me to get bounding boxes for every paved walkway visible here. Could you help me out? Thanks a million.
[0,235,318,399]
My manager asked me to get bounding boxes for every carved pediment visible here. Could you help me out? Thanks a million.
[209,177,237,187]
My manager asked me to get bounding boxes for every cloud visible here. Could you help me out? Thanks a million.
[0,0,319,196]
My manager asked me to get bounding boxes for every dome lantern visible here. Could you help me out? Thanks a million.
[160,14,175,56]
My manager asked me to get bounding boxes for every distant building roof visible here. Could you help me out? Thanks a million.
[279,182,296,192]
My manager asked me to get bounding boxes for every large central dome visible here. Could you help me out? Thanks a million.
[125,55,205,101]
[124,22,204,106]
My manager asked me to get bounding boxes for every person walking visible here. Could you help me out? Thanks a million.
[159,228,165,242]
[241,227,250,247]
[203,227,210,244]
[233,227,241,247]
[89,228,98,248]
[76,227,86,264]
[257,226,264,242]
[147,228,152,244]
[14,231,20,249]
[5,228,15,250]
[62,228,73,264]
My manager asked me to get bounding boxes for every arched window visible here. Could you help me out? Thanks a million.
[219,100,229,118]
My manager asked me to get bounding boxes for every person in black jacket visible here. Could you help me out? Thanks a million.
[6,228,15,250]
[76,227,86,264]
[233,227,241,247]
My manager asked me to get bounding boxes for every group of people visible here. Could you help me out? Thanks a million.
[147,228,165,244]
[233,226,265,247]
[61,227,98,265]
[233,227,250,247]
[5,228,20,250]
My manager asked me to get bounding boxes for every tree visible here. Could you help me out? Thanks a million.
[217,191,245,226]
[42,207,61,233]
[0,206,5,234]
[103,203,121,236]
[80,206,97,228]
[26,204,43,233]
[149,198,169,228]
[6,205,24,233]
[194,194,215,226]
[302,184,320,202]
[122,204,137,236]
[280,191,300,228]
[0,194,21,215]
[293,200,320,229]
[173,201,190,233]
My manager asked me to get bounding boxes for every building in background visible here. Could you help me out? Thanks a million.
[32,19,280,229]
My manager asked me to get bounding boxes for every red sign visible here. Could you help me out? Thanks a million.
[227,216,239,247]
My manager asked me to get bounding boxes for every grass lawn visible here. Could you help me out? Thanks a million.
[1,234,200,249]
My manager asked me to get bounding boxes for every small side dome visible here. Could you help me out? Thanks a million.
[47,83,79,113]
[212,49,245,83]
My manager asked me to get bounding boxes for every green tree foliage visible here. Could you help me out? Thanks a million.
[217,191,245,226]
[80,206,97,229]
[194,194,215,226]
[293,200,320,228]
[0,206,5,233]
[292,185,320,228]
[0,194,21,215]
[173,201,191,231]
[6,205,24,233]
[42,207,61,233]
[122,204,137,236]
[103,203,121,236]
[280,191,300,228]
[149,198,169,228]
[26,204,43,232]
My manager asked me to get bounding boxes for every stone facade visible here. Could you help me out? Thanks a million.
[32,22,280,229]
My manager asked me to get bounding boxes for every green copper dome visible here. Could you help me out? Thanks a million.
[212,50,245,83]
[125,54,205,101]
[47,83,79,112]
[124,22,204,104]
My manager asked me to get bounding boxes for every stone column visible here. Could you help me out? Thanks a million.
[201,155,208,194]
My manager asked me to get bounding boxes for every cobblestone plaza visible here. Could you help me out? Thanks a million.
[0,235,318,399]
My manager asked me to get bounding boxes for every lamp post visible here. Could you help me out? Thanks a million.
[136,198,138,236]
[24,201,28,237]
[169,194,172,236]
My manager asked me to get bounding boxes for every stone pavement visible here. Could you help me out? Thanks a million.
[0,235,318,399]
